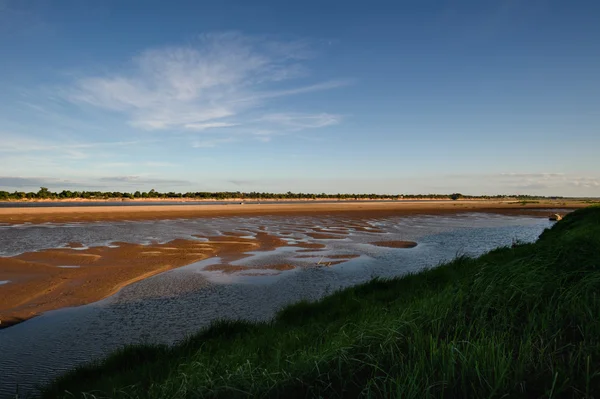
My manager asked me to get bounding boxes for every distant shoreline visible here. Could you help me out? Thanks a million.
[0,197,527,204]
[0,197,509,209]
[0,199,588,225]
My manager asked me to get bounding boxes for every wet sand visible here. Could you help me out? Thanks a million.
[0,232,289,328]
[0,200,583,329]
[0,199,585,225]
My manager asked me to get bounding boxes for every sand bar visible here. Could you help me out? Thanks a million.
[0,199,587,225]
[0,232,288,329]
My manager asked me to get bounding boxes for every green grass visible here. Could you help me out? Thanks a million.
[42,207,600,399]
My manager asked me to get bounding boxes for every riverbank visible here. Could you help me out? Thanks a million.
[0,199,587,225]
[42,206,600,398]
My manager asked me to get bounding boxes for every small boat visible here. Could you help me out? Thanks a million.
[549,214,562,221]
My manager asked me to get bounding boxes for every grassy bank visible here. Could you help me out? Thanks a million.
[42,207,600,398]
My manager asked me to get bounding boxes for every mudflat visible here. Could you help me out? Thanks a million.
[0,232,288,329]
[0,200,584,329]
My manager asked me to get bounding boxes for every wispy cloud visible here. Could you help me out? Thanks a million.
[259,113,341,130]
[0,175,190,190]
[235,79,351,103]
[67,32,348,136]
[0,132,149,154]
[183,122,239,131]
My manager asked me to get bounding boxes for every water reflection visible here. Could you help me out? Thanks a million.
[0,213,552,397]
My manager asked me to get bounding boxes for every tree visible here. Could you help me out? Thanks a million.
[450,193,463,200]
[38,187,50,199]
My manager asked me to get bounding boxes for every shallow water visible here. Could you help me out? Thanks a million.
[0,212,553,397]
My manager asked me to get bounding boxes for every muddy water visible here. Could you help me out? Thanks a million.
[0,212,552,397]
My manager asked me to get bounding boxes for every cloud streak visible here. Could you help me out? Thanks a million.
[259,113,341,130]
[98,176,190,185]
[0,132,151,154]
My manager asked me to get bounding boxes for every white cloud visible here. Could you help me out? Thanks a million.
[68,32,348,134]
[183,122,239,131]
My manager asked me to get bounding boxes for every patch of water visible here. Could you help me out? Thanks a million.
[0,213,554,397]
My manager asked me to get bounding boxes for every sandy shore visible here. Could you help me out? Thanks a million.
[0,232,288,328]
[0,199,587,225]
[0,200,586,329]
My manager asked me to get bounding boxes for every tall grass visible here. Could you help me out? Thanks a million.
[42,207,600,398]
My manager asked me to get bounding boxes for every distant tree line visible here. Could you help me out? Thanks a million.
[0,187,559,201]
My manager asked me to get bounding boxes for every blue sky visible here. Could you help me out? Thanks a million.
[1,0,599,196]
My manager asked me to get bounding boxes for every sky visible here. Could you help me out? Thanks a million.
[1,0,599,196]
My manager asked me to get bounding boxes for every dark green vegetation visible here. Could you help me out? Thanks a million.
[509,200,542,206]
[42,208,600,398]
[0,187,559,201]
